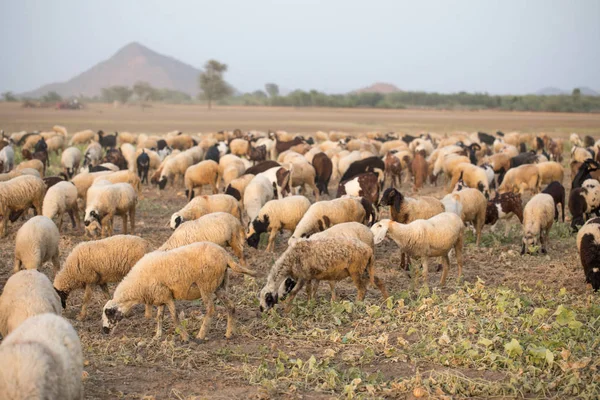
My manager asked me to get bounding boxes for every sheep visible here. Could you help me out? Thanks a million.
[136,150,150,184]
[289,196,374,243]
[84,181,137,237]
[570,133,584,148]
[170,194,241,229]
[336,172,380,206]
[0,314,83,399]
[15,158,44,176]
[101,148,127,170]
[312,152,333,195]
[93,170,142,194]
[542,181,566,222]
[380,188,444,224]
[569,179,600,231]
[229,138,250,157]
[285,160,319,200]
[83,141,102,167]
[521,193,555,255]
[102,242,257,341]
[97,130,118,148]
[166,134,194,150]
[259,237,388,312]
[442,188,487,246]
[485,192,524,235]
[117,131,137,145]
[576,219,600,291]
[0,175,45,237]
[497,164,541,195]
[0,143,14,172]
[13,216,60,274]
[572,158,600,189]
[69,129,95,145]
[257,165,292,200]
[45,134,65,156]
[61,146,83,179]
[71,171,112,201]
[22,134,42,151]
[371,213,464,286]
[42,181,79,231]
[0,270,62,337]
[0,168,40,182]
[53,235,151,320]
[184,159,219,199]
[449,163,490,198]
[411,149,428,191]
[247,195,311,251]
[160,212,247,265]
[21,147,49,174]
[244,160,280,175]
[244,175,276,225]
[536,161,564,185]
[225,174,255,202]
[383,151,403,188]
[339,156,385,185]
[572,146,593,164]
[157,152,193,189]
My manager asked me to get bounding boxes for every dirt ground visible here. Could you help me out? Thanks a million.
[0,105,599,399]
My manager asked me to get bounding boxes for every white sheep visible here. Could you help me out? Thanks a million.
[15,159,44,176]
[497,164,541,195]
[0,143,14,172]
[0,168,40,182]
[449,163,490,198]
[258,165,292,199]
[42,181,79,232]
[536,161,565,185]
[442,188,487,246]
[259,237,388,312]
[84,181,137,237]
[521,193,555,255]
[13,216,60,275]
[247,195,311,251]
[71,171,112,201]
[158,152,193,189]
[184,159,219,199]
[102,242,257,341]
[0,175,46,237]
[61,147,83,179]
[46,135,66,155]
[218,154,246,190]
[70,129,96,145]
[83,141,102,167]
[170,194,241,229]
[225,173,255,203]
[93,170,142,194]
[0,314,83,399]
[371,213,465,286]
[285,160,319,200]
[244,174,275,226]
[53,235,151,320]
[289,196,372,244]
[0,270,62,337]
[160,212,247,266]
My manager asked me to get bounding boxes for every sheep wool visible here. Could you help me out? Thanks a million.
[244,174,275,226]
[0,314,83,400]
[42,180,79,231]
[521,193,555,255]
[576,220,600,291]
[183,159,219,199]
[170,193,241,229]
[54,235,151,320]
[14,216,60,274]
[84,181,137,237]
[0,174,46,237]
[0,270,62,337]
[102,242,257,341]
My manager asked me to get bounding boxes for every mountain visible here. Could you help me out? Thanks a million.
[353,82,402,94]
[21,42,202,98]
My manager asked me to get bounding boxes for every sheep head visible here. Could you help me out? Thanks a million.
[521,232,540,255]
[259,287,279,312]
[158,176,168,190]
[170,213,184,230]
[371,219,392,245]
[247,215,269,249]
[102,300,125,334]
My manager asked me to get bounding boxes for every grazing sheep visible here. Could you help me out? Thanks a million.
[225,174,255,202]
[536,161,564,185]
[170,194,241,229]
[53,235,151,320]
[42,181,79,231]
[247,195,311,251]
[339,156,385,186]
[258,165,292,199]
[542,181,566,222]
[102,242,257,341]
[83,141,102,167]
[576,220,600,291]
[184,159,219,199]
[521,193,555,255]
[0,143,14,172]
[160,212,247,266]
[101,148,127,170]
[371,213,464,286]
[485,192,524,235]
[0,270,62,337]
[93,170,142,194]
[84,181,137,237]
[0,175,46,237]
[411,149,428,191]
[244,175,275,225]
[497,164,541,195]
[166,134,195,150]
[384,151,403,188]
[61,147,83,179]
[380,187,444,224]
[71,171,112,202]
[15,159,44,176]
[0,314,83,400]
[69,129,96,145]
[45,134,66,156]
[286,160,320,200]
[14,216,60,274]
[136,150,150,184]
[442,188,487,246]
[572,158,600,189]
[22,134,42,151]
[289,196,374,243]
[157,152,193,189]
[22,147,49,173]
[449,163,490,198]
[336,172,380,206]
[259,237,388,312]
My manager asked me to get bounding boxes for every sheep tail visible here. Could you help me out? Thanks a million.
[227,259,257,277]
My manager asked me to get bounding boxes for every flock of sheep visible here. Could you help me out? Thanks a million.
[0,126,599,398]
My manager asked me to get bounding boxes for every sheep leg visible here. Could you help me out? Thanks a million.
[211,181,218,195]
[455,235,464,282]
[78,284,93,321]
[122,213,128,235]
[266,228,278,252]
[100,283,111,299]
[350,272,367,301]
[154,305,165,339]
[13,257,21,273]
[57,211,64,232]
[166,299,188,341]
[328,281,337,302]
[475,219,483,247]
[284,279,306,314]
[373,275,389,299]
[215,287,235,339]
[421,258,429,287]
[68,209,76,229]
[230,239,247,267]
[541,230,548,254]
[305,280,313,301]
[197,292,215,341]
[439,255,450,286]
[130,208,136,235]
[51,253,60,275]
[144,305,153,319]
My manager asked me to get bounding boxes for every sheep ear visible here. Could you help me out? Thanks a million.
[393,192,401,213]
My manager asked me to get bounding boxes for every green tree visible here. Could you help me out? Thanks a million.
[42,91,62,103]
[133,81,155,102]
[198,60,233,110]
[101,86,133,103]
[1,91,17,102]
[265,83,279,97]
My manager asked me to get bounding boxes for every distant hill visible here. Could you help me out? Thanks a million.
[536,86,599,96]
[353,82,402,94]
[21,42,202,98]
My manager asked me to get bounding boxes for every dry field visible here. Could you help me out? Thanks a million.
[0,104,599,399]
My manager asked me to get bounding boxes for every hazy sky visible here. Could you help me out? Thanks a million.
[1,0,598,95]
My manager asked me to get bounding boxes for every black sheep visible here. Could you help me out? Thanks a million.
[572,159,600,189]
[136,150,150,184]
[510,151,537,169]
[244,161,280,176]
[205,144,220,163]
[97,130,118,148]
[339,156,385,184]
[542,181,566,222]
[312,152,333,195]
[578,220,600,291]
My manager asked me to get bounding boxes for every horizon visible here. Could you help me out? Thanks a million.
[1,1,599,96]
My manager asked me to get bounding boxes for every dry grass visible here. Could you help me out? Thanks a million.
[0,106,599,399]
